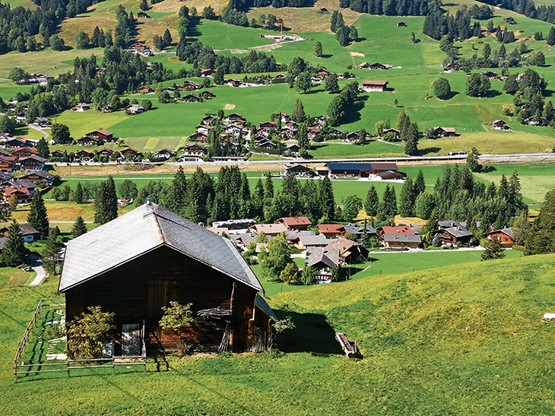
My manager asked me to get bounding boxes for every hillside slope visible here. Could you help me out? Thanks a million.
[1,254,554,415]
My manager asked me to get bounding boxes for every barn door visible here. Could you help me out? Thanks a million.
[122,323,142,356]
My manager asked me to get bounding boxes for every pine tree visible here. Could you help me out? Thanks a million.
[404,122,419,156]
[547,27,555,46]
[325,73,339,93]
[399,178,415,216]
[27,192,49,238]
[163,29,172,47]
[94,176,118,224]
[291,99,306,122]
[319,176,335,221]
[36,138,50,159]
[314,41,323,57]
[264,173,274,199]
[380,186,398,218]
[2,220,25,266]
[74,182,84,204]
[364,185,379,216]
[72,216,87,237]
[42,230,62,274]
[414,170,426,197]
[481,239,505,260]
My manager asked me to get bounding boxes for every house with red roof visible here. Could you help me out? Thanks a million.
[278,216,312,231]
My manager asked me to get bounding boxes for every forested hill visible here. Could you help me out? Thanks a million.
[340,0,439,16]
[477,0,555,23]
[0,0,102,54]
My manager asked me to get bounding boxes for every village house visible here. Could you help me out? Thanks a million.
[4,185,31,203]
[430,126,457,138]
[251,223,288,237]
[34,117,51,127]
[189,132,208,143]
[492,119,511,131]
[343,223,378,240]
[278,216,312,231]
[72,103,90,112]
[18,155,46,171]
[137,85,154,94]
[126,104,145,115]
[51,150,65,159]
[119,147,140,159]
[151,149,175,161]
[380,226,421,249]
[294,234,329,250]
[97,148,113,158]
[200,68,214,78]
[305,247,340,284]
[76,149,95,161]
[323,162,401,179]
[0,223,41,243]
[180,143,208,157]
[182,94,201,103]
[87,129,114,142]
[59,203,275,355]
[253,137,277,150]
[486,227,514,245]
[325,237,369,264]
[317,224,346,238]
[19,171,55,186]
[433,221,473,246]
[284,163,315,177]
[361,80,388,92]
[181,81,201,91]
[75,135,104,146]
[201,91,216,100]
[381,128,401,140]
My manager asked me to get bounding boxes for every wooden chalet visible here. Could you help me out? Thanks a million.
[492,120,510,131]
[189,132,208,143]
[151,149,175,161]
[11,147,38,158]
[361,80,388,92]
[294,234,329,250]
[431,126,457,138]
[126,104,145,115]
[324,162,401,179]
[51,150,65,159]
[181,81,201,91]
[278,216,312,231]
[201,91,215,100]
[182,94,201,103]
[380,226,421,249]
[251,223,288,237]
[433,221,473,246]
[253,137,277,149]
[382,128,400,140]
[72,103,90,112]
[59,203,275,356]
[34,117,51,127]
[326,237,368,264]
[18,155,46,171]
[200,69,215,78]
[284,163,314,177]
[317,224,346,238]
[76,135,104,146]
[4,186,31,203]
[0,156,16,171]
[97,148,113,158]
[76,149,95,160]
[19,171,55,185]
[137,86,154,94]
[0,223,40,242]
[87,129,114,142]
[120,148,140,159]
[305,247,340,284]
[486,227,514,245]
[180,143,207,156]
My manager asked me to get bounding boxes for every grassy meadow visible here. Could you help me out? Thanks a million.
[0,252,554,414]
[0,2,554,157]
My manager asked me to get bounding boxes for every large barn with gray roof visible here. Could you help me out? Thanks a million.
[59,203,275,356]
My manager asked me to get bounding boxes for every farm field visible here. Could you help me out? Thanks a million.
[0,254,554,414]
[0,4,554,158]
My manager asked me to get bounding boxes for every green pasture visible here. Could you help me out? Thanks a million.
[476,162,555,203]
[0,250,553,414]
[0,48,105,79]
[194,20,274,50]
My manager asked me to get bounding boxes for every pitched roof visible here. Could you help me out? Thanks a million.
[440,227,473,238]
[382,234,421,243]
[59,203,263,292]
[297,234,329,247]
[252,223,288,235]
[343,223,377,235]
[489,227,513,238]
[317,224,346,234]
[381,226,415,236]
[279,216,312,227]
[306,247,340,269]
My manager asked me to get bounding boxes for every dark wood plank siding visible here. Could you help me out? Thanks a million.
[65,245,258,352]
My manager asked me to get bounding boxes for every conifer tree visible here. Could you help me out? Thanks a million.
[72,216,87,238]
[27,192,49,238]
[264,173,274,199]
[481,239,505,261]
[94,176,118,224]
[291,99,306,122]
[319,176,336,221]
[74,182,84,204]
[414,170,426,197]
[547,27,555,46]
[380,186,398,218]
[364,185,379,216]
[2,220,25,266]
[399,178,415,217]
[42,230,62,274]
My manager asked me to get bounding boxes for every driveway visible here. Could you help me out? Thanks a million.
[28,254,47,286]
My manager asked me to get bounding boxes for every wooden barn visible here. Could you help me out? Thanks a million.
[59,203,275,357]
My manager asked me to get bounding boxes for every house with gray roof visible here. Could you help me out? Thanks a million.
[59,203,275,356]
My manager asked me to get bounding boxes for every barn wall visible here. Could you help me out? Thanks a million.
[65,245,258,353]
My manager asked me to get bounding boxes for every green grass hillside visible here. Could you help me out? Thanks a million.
[1,254,554,414]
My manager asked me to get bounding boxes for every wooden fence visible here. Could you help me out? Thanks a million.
[13,301,147,382]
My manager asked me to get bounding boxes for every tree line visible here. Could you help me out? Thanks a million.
[477,0,555,25]
[0,0,99,54]
[339,0,436,16]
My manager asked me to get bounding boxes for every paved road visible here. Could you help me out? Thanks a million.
[27,123,49,139]
[28,254,46,286]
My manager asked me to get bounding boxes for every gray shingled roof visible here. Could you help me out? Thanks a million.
[59,203,263,292]
[383,234,422,243]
